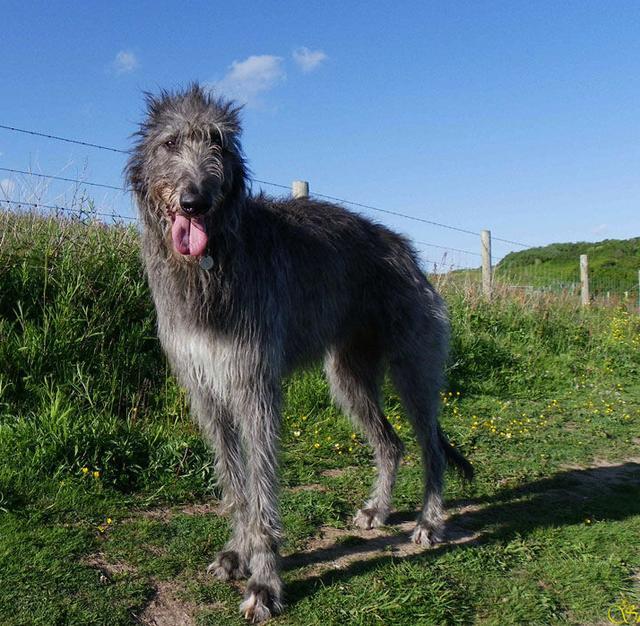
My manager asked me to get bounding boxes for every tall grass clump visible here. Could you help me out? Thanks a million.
[0,211,214,506]
[444,284,639,398]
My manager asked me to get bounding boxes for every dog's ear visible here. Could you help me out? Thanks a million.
[220,100,244,136]
[187,82,206,101]
[143,90,167,118]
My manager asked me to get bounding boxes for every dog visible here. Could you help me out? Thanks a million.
[126,84,472,622]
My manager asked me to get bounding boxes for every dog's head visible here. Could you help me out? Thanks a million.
[126,84,247,257]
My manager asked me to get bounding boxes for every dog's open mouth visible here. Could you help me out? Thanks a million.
[170,213,209,256]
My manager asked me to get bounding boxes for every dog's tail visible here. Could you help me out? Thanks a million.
[438,425,474,482]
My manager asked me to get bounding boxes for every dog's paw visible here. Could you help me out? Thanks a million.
[240,582,282,623]
[353,507,387,529]
[411,522,443,547]
[207,550,247,581]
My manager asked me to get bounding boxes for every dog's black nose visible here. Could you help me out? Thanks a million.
[180,190,210,216]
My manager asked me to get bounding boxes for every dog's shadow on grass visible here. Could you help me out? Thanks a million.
[282,461,640,606]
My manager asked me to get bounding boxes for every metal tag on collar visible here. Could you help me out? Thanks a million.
[199,255,214,270]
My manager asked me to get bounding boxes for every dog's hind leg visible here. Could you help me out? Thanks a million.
[192,393,250,580]
[324,335,404,529]
[390,359,445,545]
[388,316,451,547]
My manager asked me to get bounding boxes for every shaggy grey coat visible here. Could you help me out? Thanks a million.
[126,84,472,623]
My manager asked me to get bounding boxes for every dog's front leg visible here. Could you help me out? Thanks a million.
[191,393,251,579]
[237,380,283,623]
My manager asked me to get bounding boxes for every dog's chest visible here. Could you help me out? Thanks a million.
[161,323,238,396]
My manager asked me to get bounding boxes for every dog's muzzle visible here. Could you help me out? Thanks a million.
[179,188,211,217]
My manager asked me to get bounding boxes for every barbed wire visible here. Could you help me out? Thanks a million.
[489,235,532,248]
[415,239,481,257]
[0,167,125,192]
[251,179,291,191]
[309,190,529,248]
[0,198,137,221]
[1,122,530,248]
[0,124,128,154]
[421,257,468,269]
[310,189,478,236]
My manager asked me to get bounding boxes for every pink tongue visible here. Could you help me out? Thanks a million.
[171,215,209,256]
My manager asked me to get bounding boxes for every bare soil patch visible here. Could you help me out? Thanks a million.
[320,467,356,478]
[136,580,198,626]
[282,503,482,579]
[286,483,328,493]
[82,552,137,584]
[560,457,640,488]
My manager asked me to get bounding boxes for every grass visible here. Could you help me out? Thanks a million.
[1,209,639,625]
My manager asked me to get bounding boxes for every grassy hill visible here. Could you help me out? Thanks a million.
[494,237,640,296]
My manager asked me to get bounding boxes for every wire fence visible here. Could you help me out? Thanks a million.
[492,264,639,305]
[1,122,638,308]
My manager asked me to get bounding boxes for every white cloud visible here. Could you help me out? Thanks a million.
[592,223,608,236]
[212,55,285,105]
[292,47,327,73]
[113,50,139,75]
[0,178,15,196]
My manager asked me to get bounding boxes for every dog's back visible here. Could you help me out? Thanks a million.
[219,193,449,374]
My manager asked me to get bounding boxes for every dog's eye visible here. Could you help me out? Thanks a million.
[165,140,177,149]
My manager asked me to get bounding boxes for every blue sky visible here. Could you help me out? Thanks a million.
[2,1,639,266]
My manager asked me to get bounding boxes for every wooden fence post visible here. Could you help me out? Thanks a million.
[292,180,309,199]
[481,229,492,300]
[580,254,589,307]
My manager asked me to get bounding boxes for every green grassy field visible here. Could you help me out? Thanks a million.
[448,236,640,299]
[1,211,639,625]
[495,237,640,296]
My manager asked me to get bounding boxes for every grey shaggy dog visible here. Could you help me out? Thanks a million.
[126,84,473,623]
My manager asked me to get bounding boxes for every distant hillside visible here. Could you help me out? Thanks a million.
[495,237,640,295]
